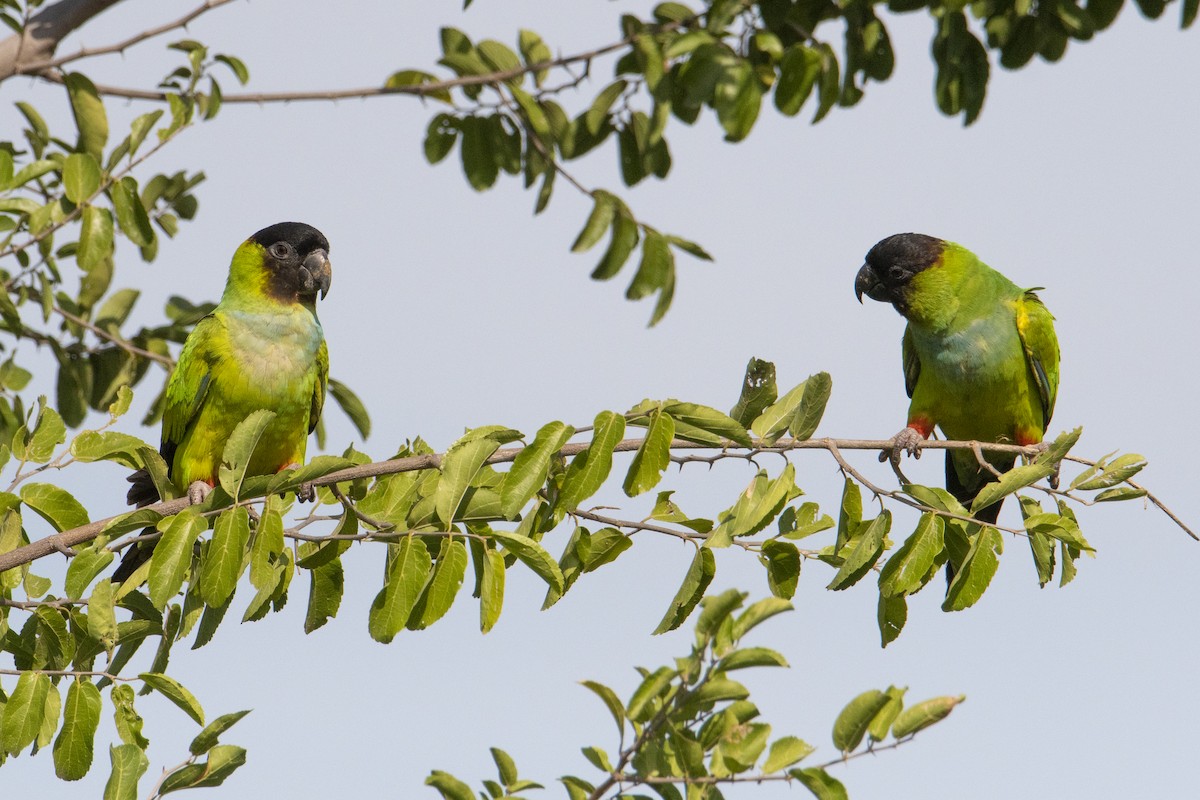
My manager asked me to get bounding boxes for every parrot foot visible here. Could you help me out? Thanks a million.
[186,481,213,505]
[278,462,317,502]
[880,427,925,465]
[1024,441,1060,489]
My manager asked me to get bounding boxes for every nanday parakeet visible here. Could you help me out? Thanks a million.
[854,233,1060,532]
[114,221,332,582]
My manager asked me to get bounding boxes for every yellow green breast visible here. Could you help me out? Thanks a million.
[171,307,323,488]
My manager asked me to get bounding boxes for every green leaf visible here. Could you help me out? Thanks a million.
[410,539,468,629]
[328,378,371,439]
[878,513,944,597]
[304,557,343,634]
[571,191,616,252]
[827,511,890,590]
[189,709,251,755]
[761,539,800,599]
[730,357,778,427]
[2,671,49,755]
[490,529,564,593]
[217,410,276,499]
[891,695,966,738]
[591,210,639,281]
[625,229,670,300]
[663,401,752,447]
[877,592,907,647]
[652,548,715,634]
[942,528,1003,612]
[147,509,206,610]
[559,411,625,509]
[775,45,822,116]
[868,685,907,741]
[103,743,149,800]
[623,407,674,496]
[137,672,204,725]
[833,689,890,751]
[53,679,102,780]
[65,72,109,159]
[1072,453,1147,491]
[500,421,574,518]
[88,578,119,653]
[21,482,90,532]
[750,375,815,444]
[63,152,102,204]
[788,372,832,440]
[436,433,502,523]
[970,462,1054,513]
[586,80,628,134]
[479,546,505,633]
[426,770,476,800]
[110,176,155,247]
[199,508,250,608]
[64,545,114,598]
[627,666,676,722]
[762,736,815,772]
[718,646,789,671]
[581,680,625,735]
[368,537,432,644]
[77,205,115,271]
[731,596,792,640]
[790,767,848,800]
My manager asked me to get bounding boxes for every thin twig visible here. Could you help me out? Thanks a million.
[17,0,234,73]
[0,435,1185,573]
[54,305,174,366]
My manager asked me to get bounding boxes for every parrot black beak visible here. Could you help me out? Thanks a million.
[854,264,886,304]
[299,249,332,300]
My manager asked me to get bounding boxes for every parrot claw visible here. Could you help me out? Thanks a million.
[1025,441,1060,489]
[880,427,925,465]
[186,481,213,505]
[278,462,316,502]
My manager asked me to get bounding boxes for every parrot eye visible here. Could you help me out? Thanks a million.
[888,265,907,282]
[269,242,292,260]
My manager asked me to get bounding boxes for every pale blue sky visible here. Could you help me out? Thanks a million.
[3,1,1199,797]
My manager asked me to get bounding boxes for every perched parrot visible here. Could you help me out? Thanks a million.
[854,232,1060,532]
[113,221,332,582]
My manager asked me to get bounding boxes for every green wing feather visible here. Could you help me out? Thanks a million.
[309,338,328,434]
[1015,290,1060,428]
[161,315,223,461]
[901,326,921,399]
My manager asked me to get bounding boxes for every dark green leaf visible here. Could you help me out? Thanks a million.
[147,509,206,610]
[199,507,250,608]
[54,679,102,780]
[623,407,674,496]
[652,548,715,634]
[137,673,204,725]
[368,537,432,644]
[189,709,251,756]
[942,528,1003,611]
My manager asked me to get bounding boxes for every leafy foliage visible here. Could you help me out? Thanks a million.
[427,591,964,799]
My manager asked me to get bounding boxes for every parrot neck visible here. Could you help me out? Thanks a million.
[221,247,319,316]
[902,246,1013,334]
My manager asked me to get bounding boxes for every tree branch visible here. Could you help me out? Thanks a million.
[0,0,124,81]
[15,0,234,74]
[1,435,1153,575]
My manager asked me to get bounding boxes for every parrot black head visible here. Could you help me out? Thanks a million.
[249,221,332,303]
[854,233,944,313]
